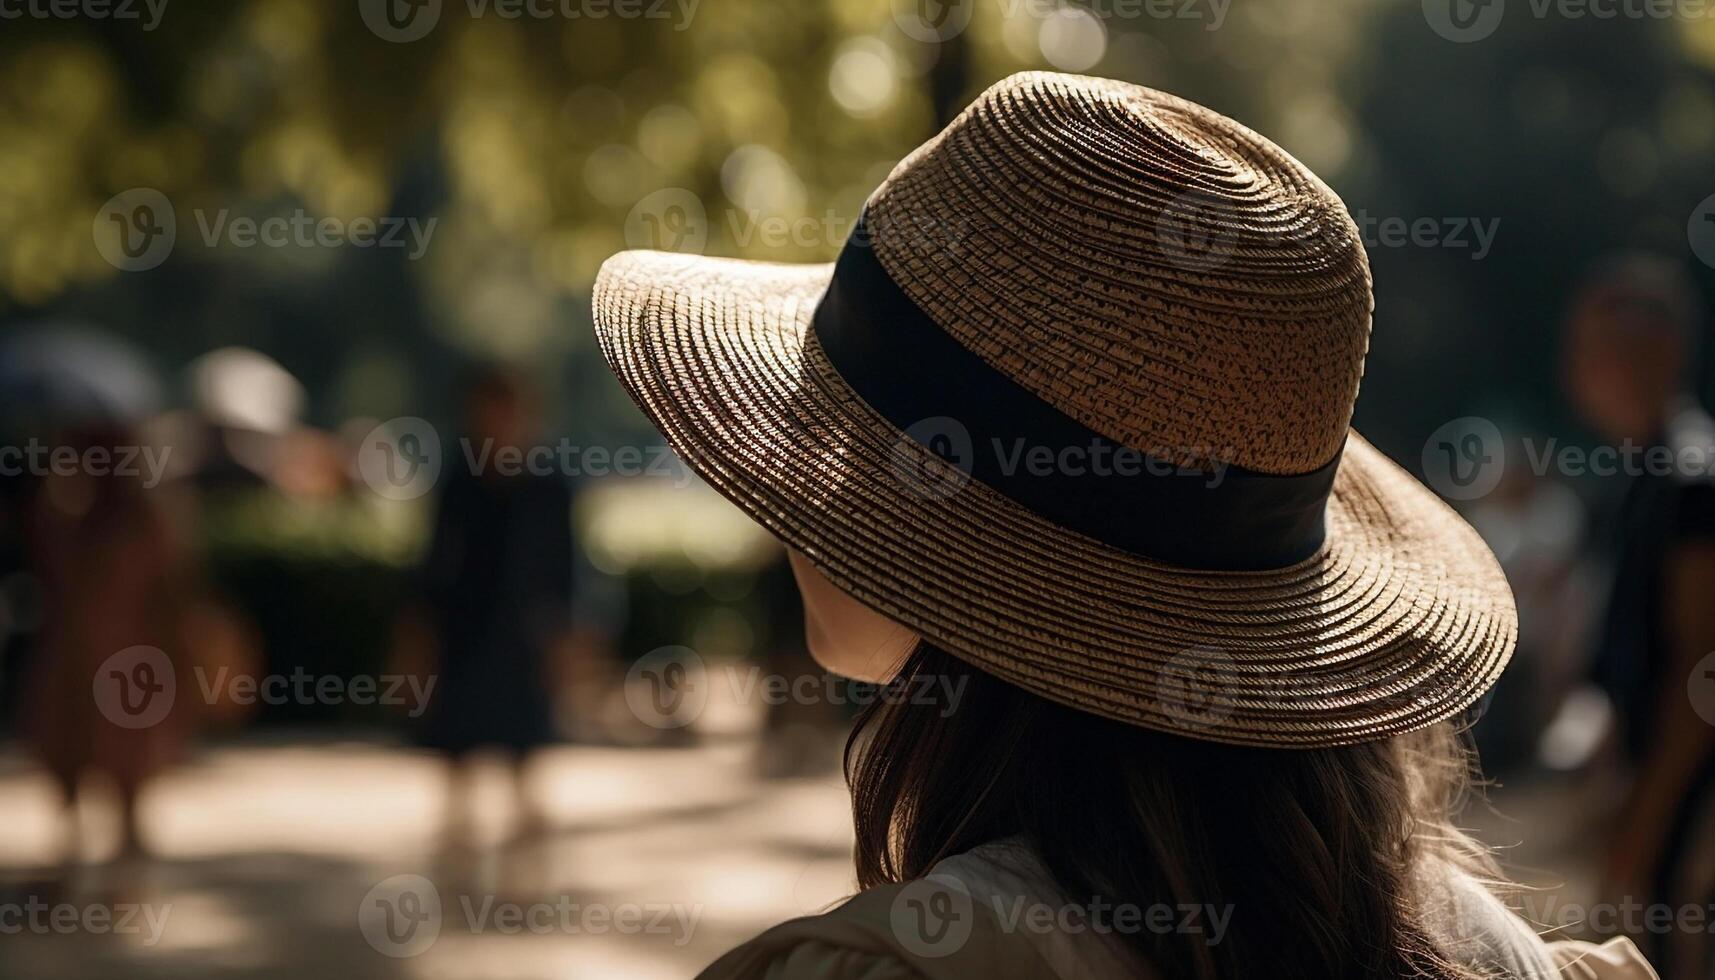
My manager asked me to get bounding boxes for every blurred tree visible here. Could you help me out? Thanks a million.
[1351,1,1715,456]
[0,0,1709,455]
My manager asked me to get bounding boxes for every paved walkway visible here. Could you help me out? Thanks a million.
[0,735,855,979]
[0,725,1607,979]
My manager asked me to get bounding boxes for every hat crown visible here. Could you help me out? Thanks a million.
[864,72,1373,475]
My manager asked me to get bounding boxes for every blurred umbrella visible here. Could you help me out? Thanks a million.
[0,323,163,428]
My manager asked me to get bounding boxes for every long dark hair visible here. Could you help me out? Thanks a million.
[846,641,1502,979]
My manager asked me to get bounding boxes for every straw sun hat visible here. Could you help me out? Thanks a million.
[592,72,1515,748]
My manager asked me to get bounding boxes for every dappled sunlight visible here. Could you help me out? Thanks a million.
[0,736,855,978]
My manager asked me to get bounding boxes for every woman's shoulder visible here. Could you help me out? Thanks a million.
[698,850,1662,980]
[1546,938,1659,980]
[692,872,1059,980]
[696,931,919,980]
[1428,866,1660,980]
[694,839,1152,980]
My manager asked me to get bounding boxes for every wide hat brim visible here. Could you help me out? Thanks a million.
[593,250,1516,748]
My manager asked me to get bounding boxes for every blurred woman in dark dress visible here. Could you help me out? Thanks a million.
[1565,255,1715,977]
[410,368,575,840]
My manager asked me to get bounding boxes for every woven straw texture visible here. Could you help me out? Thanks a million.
[592,73,1516,748]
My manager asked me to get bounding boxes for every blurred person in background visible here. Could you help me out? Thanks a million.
[19,423,199,862]
[1564,253,1715,976]
[1465,448,1593,773]
[399,366,576,842]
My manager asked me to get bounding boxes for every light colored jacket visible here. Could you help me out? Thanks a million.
[696,841,1657,980]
